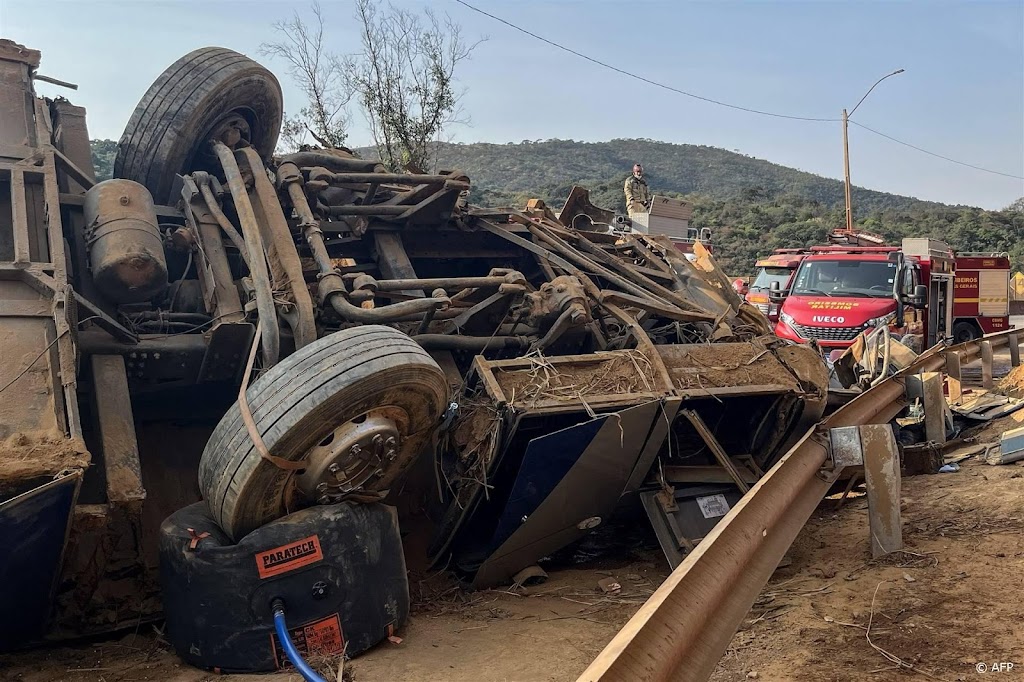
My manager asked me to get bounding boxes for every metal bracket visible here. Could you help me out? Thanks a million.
[827,425,866,471]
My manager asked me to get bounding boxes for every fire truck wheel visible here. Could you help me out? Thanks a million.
[951,321,979,344]
[114,47,283,204]
[199,326,449,542]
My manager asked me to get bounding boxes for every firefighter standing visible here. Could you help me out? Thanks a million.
[624,163,651,213]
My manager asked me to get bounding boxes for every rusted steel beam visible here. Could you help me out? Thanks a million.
[946,351,963,403]
[309,169,469,189]
[578,331,1022,682]
[375,275,511,292]
[373,232,423,299]
[10,168,30,263]
[236,147,317,350]
[327,204,410,216]
[212,142,279,366]
[906,371,945,444]
[981,339,994,389]
[91,355,146,505]
[861,424,903,558]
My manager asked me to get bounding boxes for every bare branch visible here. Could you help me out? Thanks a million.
[260,1,352,151]
[347,0,485,171]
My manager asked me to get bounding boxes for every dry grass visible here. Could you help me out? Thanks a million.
[500,350,656,413]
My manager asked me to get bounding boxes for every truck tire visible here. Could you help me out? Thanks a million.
[951,321,979,344]
[114,47,283,204]
[199,325,449,541]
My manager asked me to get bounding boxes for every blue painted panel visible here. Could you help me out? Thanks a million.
[0,473,80,648]
[485,416,606,554]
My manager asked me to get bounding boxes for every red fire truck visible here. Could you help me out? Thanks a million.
[772,238,954,352]
[951,252,1011,342]
[745,250,807,323]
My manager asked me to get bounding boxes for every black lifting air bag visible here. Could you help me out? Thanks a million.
[159,501,408,672]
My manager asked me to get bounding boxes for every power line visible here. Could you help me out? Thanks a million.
[850,121,1024,181]
[453,0,840,123]
[456,0,1024,183]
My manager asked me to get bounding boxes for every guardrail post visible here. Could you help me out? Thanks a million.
[906,372,946,444]
[1009,332,1020,368]
[945,351,963,404]
[981,340,994,389]
[861,424,903,558]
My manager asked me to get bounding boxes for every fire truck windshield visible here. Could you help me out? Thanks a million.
[751,266,791,291]
[791,259,897,298]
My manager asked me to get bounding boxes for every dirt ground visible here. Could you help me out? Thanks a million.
[4,397,1023,681]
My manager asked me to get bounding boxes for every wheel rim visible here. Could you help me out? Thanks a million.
[186,108,258,176]
[294,407,408,504]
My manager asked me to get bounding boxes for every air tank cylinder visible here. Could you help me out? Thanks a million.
[84,179,168,303]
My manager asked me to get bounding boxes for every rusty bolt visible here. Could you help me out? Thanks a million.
[317,495,331,504]
[119,195,130,206]
[328,463,340,474]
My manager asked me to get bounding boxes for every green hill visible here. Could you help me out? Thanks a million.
[426,138,945,214]
[417,139,1024,275]
[90,137,1024,274]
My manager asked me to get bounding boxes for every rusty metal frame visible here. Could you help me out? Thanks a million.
[578,329,1023,682]
[0,121,79,441]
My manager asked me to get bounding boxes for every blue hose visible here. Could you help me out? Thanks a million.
[271,600,328,682]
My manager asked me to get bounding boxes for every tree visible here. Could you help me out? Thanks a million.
[260,2,351,151]
[1007,197,1024,213]
[90,138,117,181]
[347,0,483,171]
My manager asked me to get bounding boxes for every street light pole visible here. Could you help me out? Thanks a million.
[843,108,853,232]
[843,69,904,233]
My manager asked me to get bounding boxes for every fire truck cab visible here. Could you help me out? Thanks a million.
[773,238,955,352]
[745,250,806,323]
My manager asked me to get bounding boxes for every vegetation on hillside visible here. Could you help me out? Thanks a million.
[89,137,1024,275]
[90,138,117,184]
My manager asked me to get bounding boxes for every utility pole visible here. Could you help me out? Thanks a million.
[843,69,904,234]
[843,108,853,232]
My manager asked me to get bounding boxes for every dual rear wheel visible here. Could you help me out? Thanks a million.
[117,51,449,540]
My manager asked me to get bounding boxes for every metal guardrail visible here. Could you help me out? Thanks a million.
[577,328,1022,682]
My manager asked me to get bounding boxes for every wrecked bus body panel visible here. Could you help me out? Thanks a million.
[0,41,829,649]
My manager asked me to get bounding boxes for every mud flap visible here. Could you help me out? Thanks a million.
[641,484,743,569]
[0,471,82,649]
[471,399,673,588]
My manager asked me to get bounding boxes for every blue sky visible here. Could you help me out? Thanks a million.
[3,0,1022,208]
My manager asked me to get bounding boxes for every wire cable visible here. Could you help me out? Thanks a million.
[456,0,1024,181]
[0,316,101,396]
[453,0,840,123]
[850,120,1024,180]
